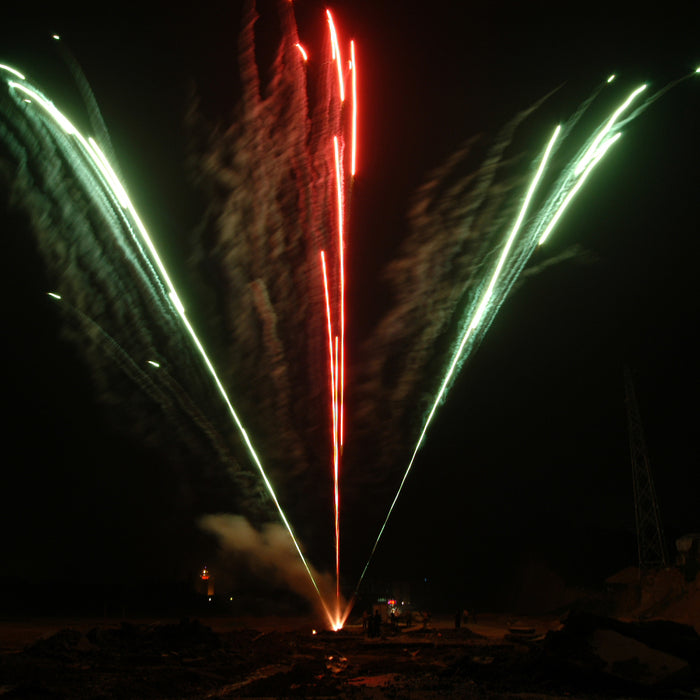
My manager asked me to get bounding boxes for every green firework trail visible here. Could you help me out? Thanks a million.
[354,69,699,591]
[0,61,335,620]
[1,19,697,614]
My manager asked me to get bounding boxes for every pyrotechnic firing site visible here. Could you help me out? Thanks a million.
[1,1,699,698]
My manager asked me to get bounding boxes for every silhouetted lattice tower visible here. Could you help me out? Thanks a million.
[624,367,668,570]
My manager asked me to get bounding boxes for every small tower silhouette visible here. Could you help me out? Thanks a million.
[198,566,215,597]
[624,367,668,571]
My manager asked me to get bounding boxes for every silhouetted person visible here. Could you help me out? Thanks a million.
[362,609,370,634]
[373,610,381,638]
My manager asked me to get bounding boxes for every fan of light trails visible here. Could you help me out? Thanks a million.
[353,74,695,596]
[0,63,335,628]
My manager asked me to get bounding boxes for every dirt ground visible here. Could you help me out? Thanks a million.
[0,612,698,699]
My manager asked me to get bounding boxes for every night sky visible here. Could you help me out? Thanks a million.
[1,1,698,613]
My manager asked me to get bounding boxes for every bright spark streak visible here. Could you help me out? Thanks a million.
[321,252,336,430]
[334,337,340,450]
[147,360,160,368]
[333,136,345,448]
[607,74,616,83]
[355,124,562,590]
[86,138,130,207]
[326,10,345,102]
[321,251,339,473]
[468,125,561,330]
[295,43,308,61]
[47,292,61,300]
[52,35,60,41]
[322,251,340,608]
[9,81,77,134]
[538,132,621,245]
[0,64,26,80]
[334,335,340,604]
[350,41,357,176]
[574,84,646,177]
[4,69,334,626]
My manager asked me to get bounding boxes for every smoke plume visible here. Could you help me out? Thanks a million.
[200,513,338,620]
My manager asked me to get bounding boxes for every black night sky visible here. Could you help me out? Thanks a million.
[1,1,698,614]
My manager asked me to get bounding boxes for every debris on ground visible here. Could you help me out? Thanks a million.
[1,613,698,698]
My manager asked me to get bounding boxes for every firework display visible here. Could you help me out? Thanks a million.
[0,4,697,631]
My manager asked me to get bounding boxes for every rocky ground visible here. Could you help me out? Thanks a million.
[1,612,699,699]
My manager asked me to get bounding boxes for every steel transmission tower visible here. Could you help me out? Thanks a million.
[624,367,668,571]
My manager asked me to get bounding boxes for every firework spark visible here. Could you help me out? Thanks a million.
[0,60,337,626]
[353,72,698,594]
[185,1,359,627]
[2,3,696,633]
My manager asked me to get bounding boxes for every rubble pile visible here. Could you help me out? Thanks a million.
[1,614,698,698]
[536,612,700,694]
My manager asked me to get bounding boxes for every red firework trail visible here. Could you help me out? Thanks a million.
[320,251,336,452]
[326,10,345,102]
[333,134,345,448]
[319,8,355,622]
[295,42,308,61]
[321,250,339,604]
[350,40,357,176]
[288,5,356,627]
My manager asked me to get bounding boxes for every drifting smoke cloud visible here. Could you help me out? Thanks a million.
[187,7,587,559]
[0,64,272,525]
[347,69,697,565]
[7,2,687,603]
[200,513,338,619]
[0,4,596,592]
[352,95,562,488]
[1,1,352,594]
[187,0,352,549]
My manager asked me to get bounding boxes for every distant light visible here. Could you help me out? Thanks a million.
[147,360,160,368]
[208,597,212,602]
[607,74,616,83]
[696,66,700,74]
[229,597,233,601]
[52,34,60,41]
[47,292,61,300]
[312,629,317,635]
